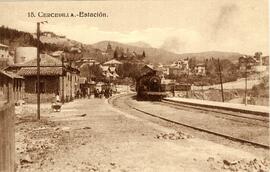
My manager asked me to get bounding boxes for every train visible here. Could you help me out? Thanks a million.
[136,69,167,101]
[136,65,192,101]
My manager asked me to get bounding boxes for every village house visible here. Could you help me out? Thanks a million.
[0,58,8,70]
[168,58,189,77]
[76,58,100,69]
[0,43,11,69]
[6,54,79,103]
[0,70,24,104]
[99,59,122,80]
[160,65,170,76]
[171,59,189,70]
[50,50,65,61]
[239,54,268,73]
[100,65,119,80]
[262,56,269,66]
[103,59,123,67]
[194,63,206,76]
[0,43,9,59]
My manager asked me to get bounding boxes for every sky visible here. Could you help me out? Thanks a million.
[0,0,269,55]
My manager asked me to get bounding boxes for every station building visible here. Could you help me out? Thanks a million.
[6,54,80,103]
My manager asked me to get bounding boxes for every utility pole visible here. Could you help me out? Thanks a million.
[61,56,65,103]
[244,58,248,105]
[36,21,47,120]
[37,22,41,120]
[217,58,224,102]
[201,83,204,100]
[186,67,189,98]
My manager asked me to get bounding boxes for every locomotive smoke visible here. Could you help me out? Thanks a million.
[212,3,239,41]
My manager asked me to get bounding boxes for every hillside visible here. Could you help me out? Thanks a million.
[176,51,243,63]
[92,41,244,64]
[0,26,38,49]
[0,25,244,64]
[92,40,180,64]
[127,41,152,48]
[32,32,83,49]
[0,26,65,53]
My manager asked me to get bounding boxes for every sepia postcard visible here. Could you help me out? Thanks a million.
[0,0,269,172]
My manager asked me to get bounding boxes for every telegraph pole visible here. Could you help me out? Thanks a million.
[37,22,41,120]
[244,58,248,105]
[217,58,224,102]
[36,21,47,120]
[186,66,189,98]
[62,56,65,103]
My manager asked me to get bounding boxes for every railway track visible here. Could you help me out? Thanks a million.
[109,94,270,150]
[161,99,269,122]
[159,100,269,128]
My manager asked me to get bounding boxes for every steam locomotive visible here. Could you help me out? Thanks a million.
[136,67,167,101]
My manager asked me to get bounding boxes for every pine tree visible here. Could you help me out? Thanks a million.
[113,49,118,59]
[142,51,146,58]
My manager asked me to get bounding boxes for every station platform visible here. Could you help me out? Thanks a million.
[164,97,269,116]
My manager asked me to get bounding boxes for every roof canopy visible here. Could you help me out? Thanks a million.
[0,70,24,79]
[17,67,63,76]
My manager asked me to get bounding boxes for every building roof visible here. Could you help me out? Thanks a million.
[51,51,64,57]
[104,59,123,65]
[17,67,63,76]
[70,47,81,53]
[196,63,205,67]
[19,54,62,67]
[0,43,8,48]
[0,70,24,79]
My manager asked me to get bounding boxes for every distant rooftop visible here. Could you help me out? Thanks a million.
[104,59,123,65]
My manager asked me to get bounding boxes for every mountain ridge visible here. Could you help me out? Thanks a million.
[92,40,244,64]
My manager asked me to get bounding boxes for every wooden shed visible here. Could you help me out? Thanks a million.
[0,70,24,104]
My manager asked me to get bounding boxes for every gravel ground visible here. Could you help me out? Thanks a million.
[15,95,270,172]
[124,95,269,146]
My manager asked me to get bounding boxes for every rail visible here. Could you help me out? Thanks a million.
[109,94,270,150]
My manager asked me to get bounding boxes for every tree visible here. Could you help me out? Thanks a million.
[116,62,141,79]
[113,49,118,59]
[80,64,104,81]
[188,57,197,71]
[142,51,146,58]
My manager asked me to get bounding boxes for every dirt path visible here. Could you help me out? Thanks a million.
[15,97,270,172]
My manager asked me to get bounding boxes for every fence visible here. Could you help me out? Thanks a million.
[0,72,15,171]
[0,103,15,172]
